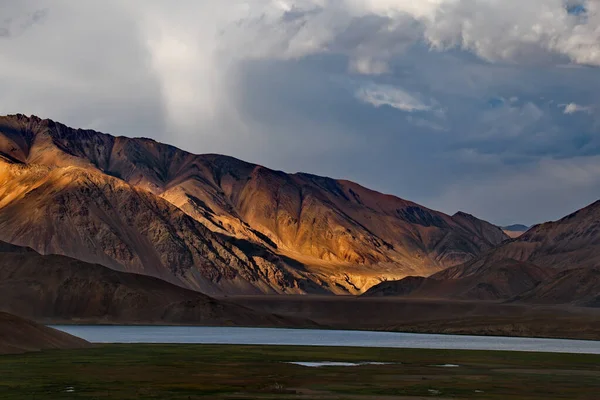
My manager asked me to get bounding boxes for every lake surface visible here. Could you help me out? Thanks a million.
[50,326,600,354]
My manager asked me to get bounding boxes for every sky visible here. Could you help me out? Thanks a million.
[1,0,599,226]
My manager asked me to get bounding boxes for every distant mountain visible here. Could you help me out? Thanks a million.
[502,224,529,238]
[365,200,600,307]
[0,241,305,326]
[502,224,530,231]
[0,312,89,354]
[0,114,508,294]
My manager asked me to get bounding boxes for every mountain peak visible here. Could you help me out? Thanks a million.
[453,211,476,219]
[0,114,509,294]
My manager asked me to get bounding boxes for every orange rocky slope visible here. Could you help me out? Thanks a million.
[0,114,508,294]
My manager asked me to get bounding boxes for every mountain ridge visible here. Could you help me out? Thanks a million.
[365,199,600,306]
[0,114,508,294]
[0,240,309,326]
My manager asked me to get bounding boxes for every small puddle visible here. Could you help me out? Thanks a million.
[287,361,392,367]
[432,364,460,368]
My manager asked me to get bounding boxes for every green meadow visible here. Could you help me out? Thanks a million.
[1,345,599,399]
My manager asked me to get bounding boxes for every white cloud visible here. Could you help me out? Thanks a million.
[213,0,600,67]
[4,0,599,132]
[356,83,431,112]
[349,57,390,75]
[562,102,592,114]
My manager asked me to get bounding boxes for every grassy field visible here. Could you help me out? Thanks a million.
[1,345,600,399]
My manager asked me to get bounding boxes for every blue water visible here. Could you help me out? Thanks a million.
[50,326,600,355]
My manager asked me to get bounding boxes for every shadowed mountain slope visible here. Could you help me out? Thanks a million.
[0,241,305,326]
[366,200,600,306]
[0,312,90,354]
[492,200,600,271]
[0,114,508,294]
[514,267,600,307]
[364,256,550,300]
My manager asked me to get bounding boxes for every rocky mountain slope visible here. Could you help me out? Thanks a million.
[0,241,303,325]
[364,256,550,300]
[0,114,508,294]
[493,200,600,272]
[514,267,600,307]
[0,312,90,354]
[365,200,600,306]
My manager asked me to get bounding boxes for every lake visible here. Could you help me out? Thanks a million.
[50,326,600,354]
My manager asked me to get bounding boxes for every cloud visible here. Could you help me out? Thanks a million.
[562,102,593,114]
[0,0,600,226]
[214,0,600,67]
[356,83,431,112]
[349,57,390,75]
[0,8,48,39]
[429,155,600,226]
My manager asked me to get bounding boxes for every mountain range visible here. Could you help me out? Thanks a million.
[1,113,600,335]
[366,200,600,307]
[0,114,508,295]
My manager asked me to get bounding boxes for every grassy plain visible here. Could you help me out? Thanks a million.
[1,344,599,399]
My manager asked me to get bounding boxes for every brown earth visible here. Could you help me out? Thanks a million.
[514,267,600,307]
[0,241,310,327]
[227,295,600,340]
[0,114,508,294]
[364,257,551,300]
[0,312,90,354]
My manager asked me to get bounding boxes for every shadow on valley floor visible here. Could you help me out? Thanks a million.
[224,295,600,341]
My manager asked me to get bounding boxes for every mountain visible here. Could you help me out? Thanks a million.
[365,200,600,306]
[0,312,90,354]
[0,114,508,294]
[502,224,529,238]
[514,267,600,307]
[364,255,550,300]
[0,241,305,326]
[492,200,600,272]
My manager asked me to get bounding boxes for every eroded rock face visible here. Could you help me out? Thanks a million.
[0,114,508,294]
